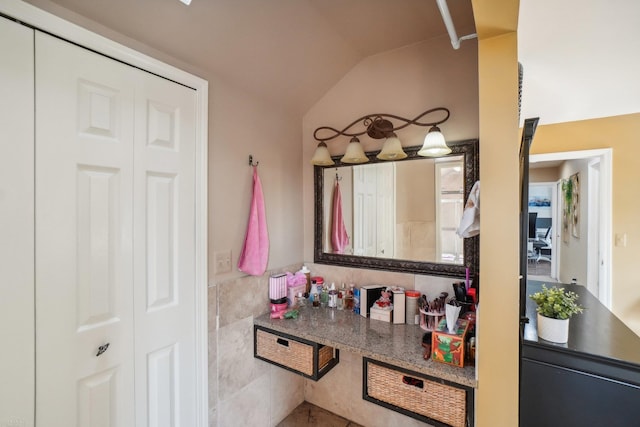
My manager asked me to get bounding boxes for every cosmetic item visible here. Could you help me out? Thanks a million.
[344,284,354,310]
[269,273,287,300]
[310,284,320,308]
[320,285,329,308]
[390,287,406,324]
[311,276,324,294]
[295,292,307,308]
[405,290,421,325]
[270,297,288,314]
[287,282,306,308]
[328,283,338,308]
[300,265,311,294]
[352,287,360,314]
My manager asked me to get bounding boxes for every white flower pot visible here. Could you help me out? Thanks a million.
[537,313,570,343]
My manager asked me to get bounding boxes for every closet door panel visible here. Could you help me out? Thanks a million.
[133,70,197,427]
[0,16,35,427]
[35,31,135,427]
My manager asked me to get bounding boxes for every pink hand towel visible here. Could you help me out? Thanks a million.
[331,181,349,254]
[238,166,269,275]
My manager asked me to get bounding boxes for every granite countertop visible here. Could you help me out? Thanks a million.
[254,307,476,388]
[524,281,640,368]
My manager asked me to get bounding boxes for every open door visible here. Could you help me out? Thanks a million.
[518,117,539,425]
[519,118,539,328]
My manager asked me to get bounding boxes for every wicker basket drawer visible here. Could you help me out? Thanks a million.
[254,326,339,380]
[363,358,473,427]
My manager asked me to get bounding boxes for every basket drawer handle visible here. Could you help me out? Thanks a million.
[402,375,424,389]
[276,338,289,347]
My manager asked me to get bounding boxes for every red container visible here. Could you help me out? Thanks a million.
[270,297,287,313]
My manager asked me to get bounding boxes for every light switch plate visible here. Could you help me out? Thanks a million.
[615,233,627,247]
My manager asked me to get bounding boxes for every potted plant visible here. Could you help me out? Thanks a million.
[529,284,583,343]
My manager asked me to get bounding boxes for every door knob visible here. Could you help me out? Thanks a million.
[96,343,110,357]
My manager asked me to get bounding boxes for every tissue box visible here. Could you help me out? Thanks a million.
[369,306,393,322]
[431,318,470,367]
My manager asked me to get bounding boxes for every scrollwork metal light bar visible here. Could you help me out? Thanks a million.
[311,107,452,165]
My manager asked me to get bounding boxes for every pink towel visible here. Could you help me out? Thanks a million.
[238,166,269,275]
[331,181,349,254]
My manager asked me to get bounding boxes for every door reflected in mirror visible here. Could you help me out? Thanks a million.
[322,157,464,264]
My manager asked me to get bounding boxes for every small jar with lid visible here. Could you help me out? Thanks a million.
[295,292,307,308]
[405,290,421,325]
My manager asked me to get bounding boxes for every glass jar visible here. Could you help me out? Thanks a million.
[295,292,307,308]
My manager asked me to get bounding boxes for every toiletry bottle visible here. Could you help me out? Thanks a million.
[310,283,320,308]
[300,265,311,294]
[353,287,360,314]
[328,283,338,308]
[320,285,329,308]
[344,284,354,310]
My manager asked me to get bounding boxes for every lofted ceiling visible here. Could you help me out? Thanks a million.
[25,0,476,116]
[518,0,640,126]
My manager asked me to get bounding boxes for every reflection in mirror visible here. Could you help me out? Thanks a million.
[314,140,479,277]
[322,156,464,264]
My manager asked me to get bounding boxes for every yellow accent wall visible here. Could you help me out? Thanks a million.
[472,1,520,426]
[531,114,640,336]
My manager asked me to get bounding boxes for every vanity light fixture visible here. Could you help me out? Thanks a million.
[311,107,451,166]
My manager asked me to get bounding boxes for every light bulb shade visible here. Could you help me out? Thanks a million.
[418,126,451,157]
[341,137,369,164]
[376,135,407,160]
[310,141,335,166]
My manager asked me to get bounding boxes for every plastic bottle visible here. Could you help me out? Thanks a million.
[353,287,360,314]
[344,284,354,310]
[310,284,320,308]
[328,282,338,308]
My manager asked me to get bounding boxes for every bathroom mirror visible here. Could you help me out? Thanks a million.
[314,139,479,277]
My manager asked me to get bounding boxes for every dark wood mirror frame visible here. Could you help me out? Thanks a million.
[314,138,479,277]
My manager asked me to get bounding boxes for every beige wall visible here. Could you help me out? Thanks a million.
[556,159,590,284]
[531,113,640,336]
[530,165,560,182]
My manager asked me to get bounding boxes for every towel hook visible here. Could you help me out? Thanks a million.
[249,155,259,167]
[335,168,342,182]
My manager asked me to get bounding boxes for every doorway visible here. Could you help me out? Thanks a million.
[529,149,611,306]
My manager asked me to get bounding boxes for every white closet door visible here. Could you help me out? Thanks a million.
[35,32,136,426]
[132,70,197,427]
[0,16,35,427]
